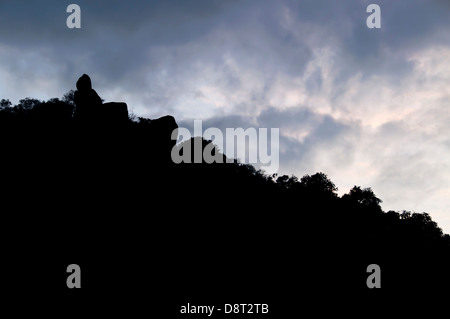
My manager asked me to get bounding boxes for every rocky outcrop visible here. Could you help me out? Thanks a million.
[72,73,178,159]
[73,74,103,121]
[73,74,128,124]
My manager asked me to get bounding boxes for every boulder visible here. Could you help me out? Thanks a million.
[102,102,129,125]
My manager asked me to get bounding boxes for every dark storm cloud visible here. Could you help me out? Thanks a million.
[1,0,449,87]
[0,0,244,100]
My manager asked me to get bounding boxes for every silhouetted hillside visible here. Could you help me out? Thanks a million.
[1,94,449,316]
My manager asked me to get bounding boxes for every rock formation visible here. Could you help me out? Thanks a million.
[73,74,128,124]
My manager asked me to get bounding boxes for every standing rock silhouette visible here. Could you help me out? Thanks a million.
[73,74,128,124]
[73,74,103,121]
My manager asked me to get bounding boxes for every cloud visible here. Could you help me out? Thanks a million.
[0,0,449,232]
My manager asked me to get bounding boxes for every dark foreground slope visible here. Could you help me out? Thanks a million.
[1,99,449,316]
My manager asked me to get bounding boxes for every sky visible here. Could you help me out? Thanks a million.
[0,0,449,234]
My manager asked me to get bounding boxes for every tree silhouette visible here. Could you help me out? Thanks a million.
[0,99,12,109]
[62,89,76,107]
[17,97,41,110]
[300,172,338,198]
[342,186,382,210]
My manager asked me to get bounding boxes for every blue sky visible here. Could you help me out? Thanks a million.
[1,0,449,233]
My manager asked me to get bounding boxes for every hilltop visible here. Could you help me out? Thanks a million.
[1,93,449,315]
